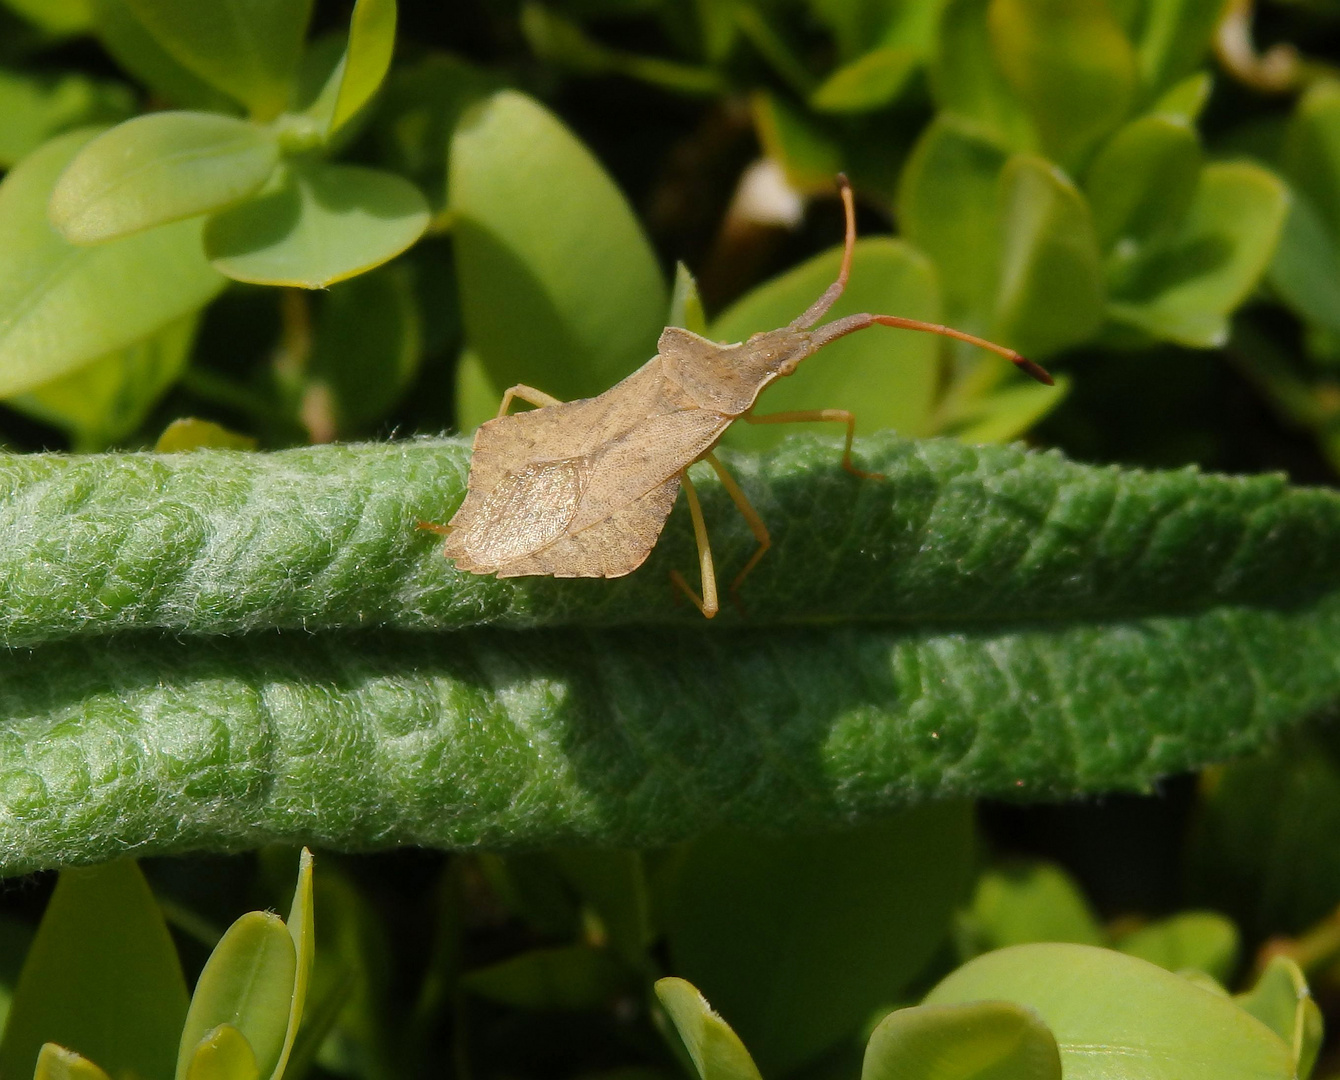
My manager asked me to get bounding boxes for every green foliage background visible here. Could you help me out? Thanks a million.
[1,0,1340,1078]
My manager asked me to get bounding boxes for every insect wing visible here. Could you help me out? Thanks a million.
[444,457,584,570]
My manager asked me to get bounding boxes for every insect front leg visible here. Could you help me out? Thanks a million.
[496,384,565,417]
[741,409,884,480]
[669,468,720,619]
[701,452,771,604]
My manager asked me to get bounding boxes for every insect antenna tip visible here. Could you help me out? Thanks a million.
[1014,356,1055,386]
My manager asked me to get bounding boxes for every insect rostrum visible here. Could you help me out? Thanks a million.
[425,176,1053,618]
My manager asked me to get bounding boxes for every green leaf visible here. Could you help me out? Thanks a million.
[668,262,707,337]
[810,47,919,113]
[50,112,279,244]
[898,115,1009,325]
[449,89,667,401]
[461,945,629,1010]
[184,1025,260,1080]
[2,0,90,35]
[959,862,1103,958]
[1150,72,1213,123]
[0,68,133,170]
[205,159,429,288]
[992,154,1105,357]
[1107,162,1289,348]
[121,0,312,118]
[6,311,197,451]
[314,0,397,138]
[308,263,421,434]
[939,374,1069,444]
[711,239,943,447]
[453,346,500,431]
[1112,912,1240,984]
[0,127,224,398]
[0,860,188,1080]
[1280,80,1340,244]
[1132,0,1227,98]
[1084,114,1202,251]
[2,435,1340,866]
[271,849,314,1080]
[176,912,297,1080]
[862,1002,1062,1080]
[654,978,763,1080]
[155,417,258,452]
[550,849,654,966]
[1268,189,1340,333]
[931,0,1036,151]
[1235,956,1323,1080]
[661,807,974,1075]
[926,944,1294,1080]
[988,0,1137,168]
[33,1045,113,1080]
[89,0,237,111]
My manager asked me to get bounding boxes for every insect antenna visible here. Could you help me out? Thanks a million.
[789,174,857,330]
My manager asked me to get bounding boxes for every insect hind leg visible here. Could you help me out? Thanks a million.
[669,468,719,618]
[700,453,771,606]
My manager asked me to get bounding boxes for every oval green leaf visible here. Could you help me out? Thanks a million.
[1084,114,1202,251]
[751,90,845,193]
[0,68,133,170]
[810,46,919,113]
[204,160,429,288]
[1113,912,1240,984]
[305,0,397,139]
[461,945,629,1011]
[271,849,314,1080]
[662,806,974,1075]
[960,862,1103,958]
[449,89,666,401]
[121,0,312,119]
[712,238,942,447]
[33,1045,113,1080]
[1133,0,1227,99]
[931,0,1036,151]
[50,111,279,244]
[155,417,258,452]
[1268,189,1340,334]
[654,978,763,1080]
[926,943,1294,1080]
[185,1025,260,1080]
[1235,956,1322,1080]
[89,0,237,111]
[175,912,297,1080]
[1107,161,1288,348]
[862,1002,1062,1080]
[988,0,1136,168]
[0,127,224,398]
[993,154,1105,357]
[0,861,188,1080]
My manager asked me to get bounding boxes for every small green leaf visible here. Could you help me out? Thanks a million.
[750,89,845,193]
[50,112,280,244]
[89,0,237,111]
[1113,912,1240,984]
[1107,162,1289,348]
[939,374,1069,444]
[2,0,90,35]
[185,1025,260,1080]
[993,154,1105,357]
[551,848,654,966]
[1132,0,1226,98]
[662,807,974,1075]
[1150,71,1213,123]
[308,263,421,433]
[6,311,197,451]
[0,861,188,1080]
[33,1045,113,1080]
[862,1002,1062,1080]
[155,417,258,452]
[668,262,707,337]
[959,862,1103,958]
[316,0,397,138]
[1235,956,1323,1080]
[712,239,943,447]
[810,46,919,113]
[453,347,500,432]
[271,849,314,1080]
[461,945,629,1011]
[931,0,1036,151]
[449,89,666,401]
[205,160,429,288]
[898,115,1009,324]
[988,0,1137,167]
[0,68,133,170]
[1268,189,1340,333]
[927,944,1294,1080]
[0,127,223,398]
[121,0,312,119]
[654,978,764,1080]
[1280,80,1340,244]
[1084,114,1202,251]
[176,912,297,1080]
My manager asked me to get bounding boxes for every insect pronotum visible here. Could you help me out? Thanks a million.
[423,174,1053,618]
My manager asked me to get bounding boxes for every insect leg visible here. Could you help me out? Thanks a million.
[669,468,720,619]
[496,384,564,418]
[741,409,884,480]
[416,521,453,537]
[701,452,771,600]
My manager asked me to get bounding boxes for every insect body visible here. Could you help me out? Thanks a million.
[426,175,1053,617]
